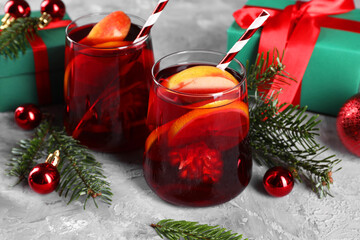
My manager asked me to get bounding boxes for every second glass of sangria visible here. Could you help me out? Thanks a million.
[64,12,154,152]
[144,50,252,207]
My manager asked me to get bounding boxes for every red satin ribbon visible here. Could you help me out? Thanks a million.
[28,19,71,105]
[233,0,358,106]
[28,34,52,105]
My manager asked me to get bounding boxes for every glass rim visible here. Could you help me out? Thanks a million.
[65,12,150,50]
[152,49,247,98]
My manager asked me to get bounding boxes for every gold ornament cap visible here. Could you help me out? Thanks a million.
[0,13,14,30]
[45,150,61,167]
[38,12,52,29]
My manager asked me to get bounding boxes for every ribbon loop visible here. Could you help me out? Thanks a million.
[300,0,355,16]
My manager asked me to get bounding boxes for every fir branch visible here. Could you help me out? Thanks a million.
[247,51,341,197]
[0,17,40,59]
[246,49,295,92]
[49,130,112,208]
[6,120,52,183]
[6,120,112,209]
[151,219,247,240]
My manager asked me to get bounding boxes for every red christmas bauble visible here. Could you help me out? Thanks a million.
[40,0,66,21]
[263,166,294,197]
[4,0,31,18]
[28,163,60,194]
[336,93,360,156]
[14,104,42,130]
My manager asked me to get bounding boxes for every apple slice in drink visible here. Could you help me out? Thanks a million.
[163,66,239,94]
[80,11,131,46]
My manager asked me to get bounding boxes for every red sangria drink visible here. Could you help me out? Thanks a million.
[144,50,252,207]
[64,12,154,152]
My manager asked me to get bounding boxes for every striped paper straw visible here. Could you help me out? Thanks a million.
[217,10,270,71]
[133,0,169,44]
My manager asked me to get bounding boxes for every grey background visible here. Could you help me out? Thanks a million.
[1,0,360,239]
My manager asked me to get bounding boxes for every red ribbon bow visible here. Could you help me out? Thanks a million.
[234,0,358,106]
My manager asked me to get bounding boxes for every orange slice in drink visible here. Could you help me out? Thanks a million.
[145,120,174,153]
[167,101,249,150]
[163,66,239,94]
[146,66,247,152]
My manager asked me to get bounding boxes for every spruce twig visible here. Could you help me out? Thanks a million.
[6,120,112,209]
[7,120,52,183]
[246,49,295,91]
[151,219,247,240]
[247,50,341,197]
[49,130,112,208]
[0,17,40,59]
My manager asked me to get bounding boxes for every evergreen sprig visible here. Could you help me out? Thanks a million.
[151,219,247,240]
[6,119,112,209]
[247,51,341,197]
[246,49,295,91]
[0,17,40,59]
[7,120,52,183]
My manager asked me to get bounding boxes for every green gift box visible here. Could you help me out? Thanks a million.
[227,0,360,116]
[0,11,71,112]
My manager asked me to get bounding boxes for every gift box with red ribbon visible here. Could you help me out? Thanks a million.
[227,0,360,116]
[0,11,72,112]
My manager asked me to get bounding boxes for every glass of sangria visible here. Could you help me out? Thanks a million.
[143,50,252,207]
[64,12,154,152]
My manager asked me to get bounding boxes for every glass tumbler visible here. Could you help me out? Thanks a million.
[143,50,252,207]
[64,13,154,152]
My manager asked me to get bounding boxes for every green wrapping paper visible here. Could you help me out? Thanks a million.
[0,11,71,112]
[227,0,360,116]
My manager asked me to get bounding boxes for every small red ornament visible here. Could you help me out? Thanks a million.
[263,166,294,197]
[28,150,61,194]
[40,0,66,21]
[4,0,31,18]
[14,104,42,130]
[336,93,360,157]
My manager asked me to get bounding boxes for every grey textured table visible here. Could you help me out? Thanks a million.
[1,0,360,239]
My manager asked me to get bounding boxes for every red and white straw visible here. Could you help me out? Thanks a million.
[217,10,270,71]
[133,0,169,44]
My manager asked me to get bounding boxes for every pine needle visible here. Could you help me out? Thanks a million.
[151,219,247,240]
